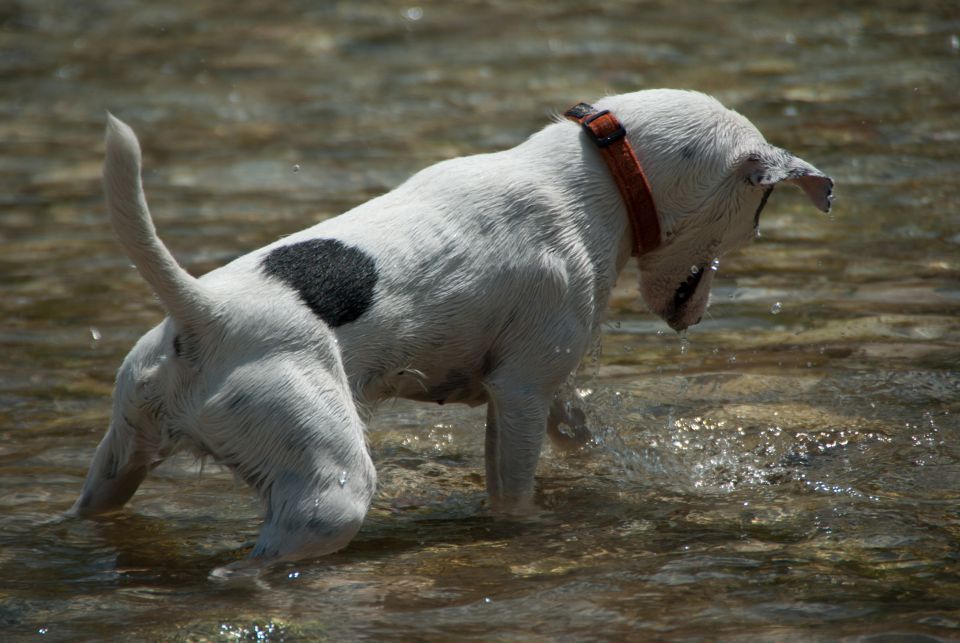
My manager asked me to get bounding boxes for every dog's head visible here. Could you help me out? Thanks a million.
[596,89,834,331]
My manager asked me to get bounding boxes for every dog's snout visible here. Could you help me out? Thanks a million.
[658,262,714,332]
[666,315,691,332]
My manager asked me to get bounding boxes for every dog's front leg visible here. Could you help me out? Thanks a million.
[483,380,552,512]
[546,395,592,452]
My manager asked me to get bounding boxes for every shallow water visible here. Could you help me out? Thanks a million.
[2,0,959,640]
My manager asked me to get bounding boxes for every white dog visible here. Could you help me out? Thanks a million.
[72,89,833,565]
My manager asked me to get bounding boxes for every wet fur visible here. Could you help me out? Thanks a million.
[72,89,833,567]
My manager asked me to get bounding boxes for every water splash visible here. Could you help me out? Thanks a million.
[770,302,783,315]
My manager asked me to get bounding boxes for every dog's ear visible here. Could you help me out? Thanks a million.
[742,148,834,213]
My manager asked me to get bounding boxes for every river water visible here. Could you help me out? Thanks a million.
[2,1,959,640]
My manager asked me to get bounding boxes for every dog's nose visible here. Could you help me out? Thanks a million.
[666,314,703,333]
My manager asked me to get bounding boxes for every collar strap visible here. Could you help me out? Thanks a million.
[564,102,662,257]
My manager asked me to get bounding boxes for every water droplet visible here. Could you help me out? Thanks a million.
[770,302,782,315]
[679,330,690,355]
[404,6,423,20]
[89,327,102,341]
[727,355,737,364]
[483,597,492,604]
[38,628,48,636]
[951,34,960,51]
[690,265,700,275]
[288,571,301,579]
[710,258,720,271]
[292,164,301,173]
[338,471,347,487]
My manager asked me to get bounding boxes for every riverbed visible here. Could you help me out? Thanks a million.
[2,1,959,640]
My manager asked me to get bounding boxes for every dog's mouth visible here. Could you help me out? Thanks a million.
[640,260,717,332]
[673,264,706,310]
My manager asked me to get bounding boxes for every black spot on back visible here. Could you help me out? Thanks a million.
[262,238,378,327]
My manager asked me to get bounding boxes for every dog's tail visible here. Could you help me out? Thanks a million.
[103,114,215,325]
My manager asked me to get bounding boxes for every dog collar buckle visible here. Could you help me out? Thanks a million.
[564,102,662,258]
[580,109,626,148]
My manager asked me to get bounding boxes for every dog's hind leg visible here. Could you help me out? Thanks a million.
[70,417,160,516]
[249,456,375,562]
[194,357,378,564]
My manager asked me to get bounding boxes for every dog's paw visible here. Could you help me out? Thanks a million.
[209,558,265,583]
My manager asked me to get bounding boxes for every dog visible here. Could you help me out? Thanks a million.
[71,89,833,566]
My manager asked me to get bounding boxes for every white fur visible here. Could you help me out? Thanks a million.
[72,90,833,566]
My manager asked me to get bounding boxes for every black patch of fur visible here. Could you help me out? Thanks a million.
[262,239,378,327]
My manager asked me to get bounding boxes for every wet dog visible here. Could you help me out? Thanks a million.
[72,89,833,566]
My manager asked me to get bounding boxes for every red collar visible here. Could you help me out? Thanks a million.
[564,103,661,257]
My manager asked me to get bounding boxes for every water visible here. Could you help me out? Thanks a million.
[2,0,959,640]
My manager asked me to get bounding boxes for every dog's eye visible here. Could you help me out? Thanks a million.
[753,186,774,228]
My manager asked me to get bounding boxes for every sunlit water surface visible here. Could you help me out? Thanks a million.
[2,1,959,640]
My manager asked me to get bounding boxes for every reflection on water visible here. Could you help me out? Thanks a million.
[2,0,959,639]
